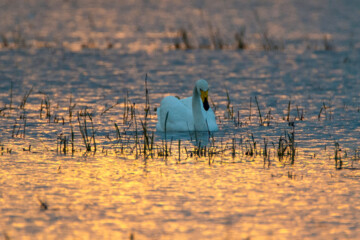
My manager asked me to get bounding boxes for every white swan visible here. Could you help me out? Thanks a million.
[156,79,218,132]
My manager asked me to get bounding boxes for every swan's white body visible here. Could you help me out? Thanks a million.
[156,79,218,132]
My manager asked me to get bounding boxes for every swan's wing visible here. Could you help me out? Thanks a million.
[157,96,194,132]
[179,97,192,109]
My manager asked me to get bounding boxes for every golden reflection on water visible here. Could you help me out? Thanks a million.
[1,137,360,240]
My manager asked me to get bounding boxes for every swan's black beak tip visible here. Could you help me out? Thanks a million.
[203,97,210,111]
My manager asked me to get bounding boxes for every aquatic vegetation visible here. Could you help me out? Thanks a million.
[1,81,358,170]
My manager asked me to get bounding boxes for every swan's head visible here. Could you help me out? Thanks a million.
[195,79,210,111]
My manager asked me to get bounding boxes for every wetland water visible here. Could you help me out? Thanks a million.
[1,0,360,239]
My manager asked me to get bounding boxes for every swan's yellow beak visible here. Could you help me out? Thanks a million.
[200,90,210,111]
[200,90,208,103]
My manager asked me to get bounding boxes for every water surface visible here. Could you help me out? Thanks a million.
[1,0,360,239]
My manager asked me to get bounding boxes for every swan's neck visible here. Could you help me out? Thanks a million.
[192,86,206,131]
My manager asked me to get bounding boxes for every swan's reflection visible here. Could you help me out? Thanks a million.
[157,130,214,147]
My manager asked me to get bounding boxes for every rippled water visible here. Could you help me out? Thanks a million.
[1,0,360,239]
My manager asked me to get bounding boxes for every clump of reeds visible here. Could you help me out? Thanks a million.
[224,89,234,120]
[123,92,136,125]
[167,11,286,51]
[68,97,76,154]
[254,96,271,126]
[244,133,257,156]
[9,81,13,113]
[288,126,296,164]
[231,138,236,158]
[334,142,342,169]
[158,139,171,157]
[11,117,27,139]
[287,171,296,179]
[9,87,34,139]
[114,123,124,154]
[286,100,291,122]
[140,119,154,157]
[276,125,296,164]
[144,74,151,119]
[296,105,304,121]
[235,27,247,49]
[248,97,252,123]
[318,101,333,121]
[0,143,12,155]
[77,108,96,153]
[1,33,9,48]
[174,28,193,50]
[350,148,360,168]
[261,31,284,51]
[263,138,270,167]
[57,133,69,155]
[207,22,225,50]
[68,97,76,123]
[282,100,304,122]
[0,29,28,49]
[177,139,181,163]
[255,96,263,126]
[221,89,245,127]
[323,35,335,51]
[19,87,33,110]
[157,112,170,157]
[253,10,283,51]
[40,94,52,123]
[193,144,208,158]
[0,29,27,48]
[12,29,27,48]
